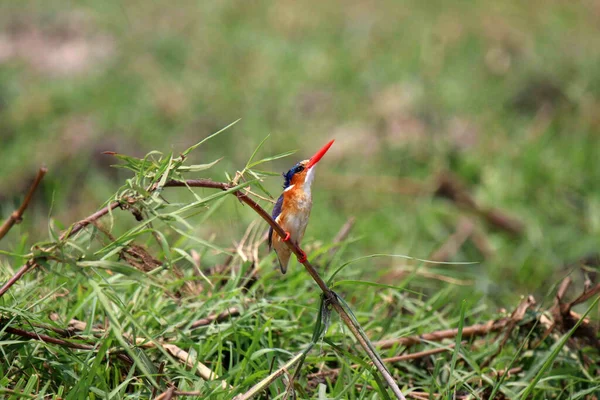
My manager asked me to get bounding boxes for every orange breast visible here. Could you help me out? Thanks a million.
[276,184,312,244]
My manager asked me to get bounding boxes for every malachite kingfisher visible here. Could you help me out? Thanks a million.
[268,139,335,273]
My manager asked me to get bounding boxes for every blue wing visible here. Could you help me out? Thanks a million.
[268,194,284,250]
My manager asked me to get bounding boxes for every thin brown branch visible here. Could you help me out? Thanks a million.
[434,171,524,235]
[407,392,431,400]
[155,387,175,400]
[2,325,95,350]
[151,362,166,399]
[470,226,494,259]
[547,277,600,348]
[1,196,129,299]
[555,276,572,304]
[428,217,474,262]
[0,260,37,298]
[406,392,469,400]
[332,217,356,245]
[188,307,240,330]
[1,325,132,364]
[382,344,456,364]
[308,344,457,381]
[321,217,356,261]
[374,318,510,350]
[0,167,47,241]
[154,388,204,399]
[59,201,121,241]
[568,283,600,308]
[481,296,536,368]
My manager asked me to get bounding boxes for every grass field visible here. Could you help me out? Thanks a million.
[1,1,599,398]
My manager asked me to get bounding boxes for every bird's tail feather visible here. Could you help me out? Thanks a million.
[274,249,291,274]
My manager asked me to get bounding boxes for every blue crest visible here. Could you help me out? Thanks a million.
[283,163,304,188]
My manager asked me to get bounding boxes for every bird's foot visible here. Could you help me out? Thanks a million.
[297,250,307,263]
[282,231,291,242]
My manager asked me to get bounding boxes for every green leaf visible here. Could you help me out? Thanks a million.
[77,260,149,277]
[246,149,297,169]
[249,347,294,360]
[88,280,159,387]
[327,253,477,285]
[445,300,466,395]
[172,247,214,287]
[182,119,240,157]
[248,169,282,177]
[171,227,233,255]
[247,169,274,198]
[245,134,271,169]
[154,153,174,190]
[177,157,223,172]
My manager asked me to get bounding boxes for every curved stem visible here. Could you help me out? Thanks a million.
[166,179,405,399]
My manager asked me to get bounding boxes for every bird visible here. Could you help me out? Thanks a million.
[268,139,335,273]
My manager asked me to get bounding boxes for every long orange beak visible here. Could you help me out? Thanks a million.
[306,139,335,169]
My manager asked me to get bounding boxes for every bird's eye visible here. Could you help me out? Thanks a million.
[295,166,304,173]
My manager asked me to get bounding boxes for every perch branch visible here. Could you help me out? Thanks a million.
[166,179,406,399]
[0,167,47,241]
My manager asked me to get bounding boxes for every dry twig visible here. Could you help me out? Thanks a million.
[3,316,226,388]
[434,171,524,235]
[155,389,202,400]
[480,296,536,368]
[0,167,47,241]
[316,216,356,262]
[429,217,474,262]
[0,325,132,364]
[234,351,306,400]
[373,308,535,350]
[548,277,600,348]
[188,307,240,330]
[155,387,176,400]
[308,343,458,382]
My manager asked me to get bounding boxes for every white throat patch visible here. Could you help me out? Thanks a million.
[303,167,316,197]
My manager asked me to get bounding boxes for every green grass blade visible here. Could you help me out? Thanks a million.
[182,119,240,157]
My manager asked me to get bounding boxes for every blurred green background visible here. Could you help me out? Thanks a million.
[1,0,599,303]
